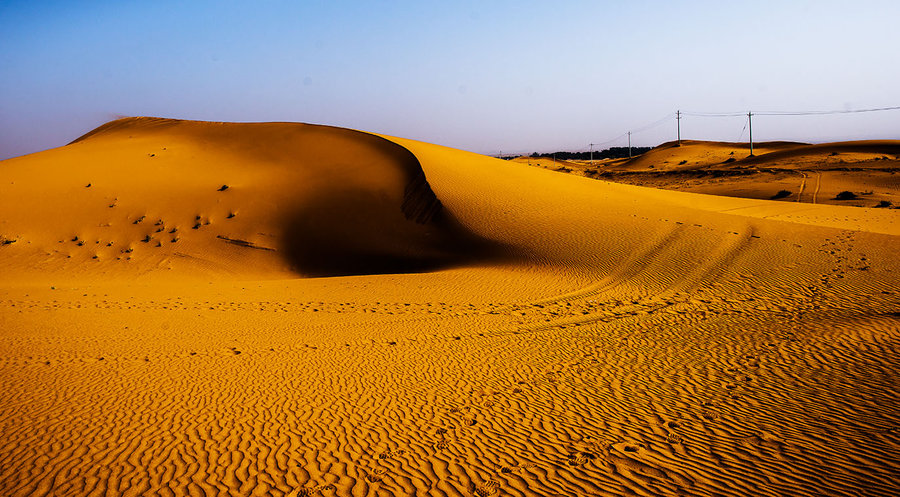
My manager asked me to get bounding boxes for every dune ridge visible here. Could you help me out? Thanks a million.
[1,119,899,496]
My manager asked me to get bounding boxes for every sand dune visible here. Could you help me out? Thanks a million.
[0,118,502,280]
[520,139,900,209]
[1,119,899,496]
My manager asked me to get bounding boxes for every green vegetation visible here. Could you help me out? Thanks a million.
[528,146,652,161]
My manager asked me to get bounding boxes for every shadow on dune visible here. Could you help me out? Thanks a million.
[282,189,508,277]
[279,134,512,277]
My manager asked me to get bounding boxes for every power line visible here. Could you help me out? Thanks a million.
[589,113,674,150]
[757,105,900,116]
[684,105,900,117]
[630,113,676,134]
[588,132,629,148]
[737,117,748,142]
[682,110,746,117]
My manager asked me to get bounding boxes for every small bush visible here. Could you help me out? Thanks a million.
[771,190,792,200]
[834,191,858,200]
[875,200,893,208]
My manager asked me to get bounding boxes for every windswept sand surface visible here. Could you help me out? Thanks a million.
[1,119,899,496]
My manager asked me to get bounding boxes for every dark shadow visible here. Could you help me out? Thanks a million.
[278,133,514,277]
[770,190,792,200]
[280,187,511,277]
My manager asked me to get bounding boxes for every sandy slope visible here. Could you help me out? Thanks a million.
[1,119,899,496]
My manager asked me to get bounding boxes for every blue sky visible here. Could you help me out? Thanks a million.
[1,0,898,159]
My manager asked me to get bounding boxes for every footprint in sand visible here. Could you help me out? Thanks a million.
[739,431,787,457]
[700,402,720,420]
[473,480,499,496]
[461,413,477,426]
[296,483,335,496]
[661,418,688,444]
[377,448,407,460]
[569,436,610,465]
[498,462,535,475]
[434,439,451,451]
[565,451,596,467]
[364,466,388,483]
[701,410,719,420]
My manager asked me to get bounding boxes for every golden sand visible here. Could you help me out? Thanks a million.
[1,118,898,495]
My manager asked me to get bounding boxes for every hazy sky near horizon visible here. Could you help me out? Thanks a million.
[1,0,898,159]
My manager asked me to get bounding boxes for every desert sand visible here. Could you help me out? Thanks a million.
[1,118,899,496]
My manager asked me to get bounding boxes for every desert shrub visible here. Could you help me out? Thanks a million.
[834,191,858,200]
[875,200,893,208]
[529,147,652,161]
[771,190,792,200]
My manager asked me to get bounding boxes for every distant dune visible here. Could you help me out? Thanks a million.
[1,119,899,496]
[520,139,900,209]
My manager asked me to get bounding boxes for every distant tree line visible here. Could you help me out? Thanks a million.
[527,147,652,160]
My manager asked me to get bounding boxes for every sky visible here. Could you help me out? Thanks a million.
[1,0,899,160]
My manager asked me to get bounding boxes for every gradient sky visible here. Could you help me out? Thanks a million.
[2,0,899,160]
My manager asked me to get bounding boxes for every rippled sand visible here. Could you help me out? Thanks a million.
[1,119,898,496]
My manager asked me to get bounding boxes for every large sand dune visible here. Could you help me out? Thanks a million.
[1,119,899,496]
[1,118,503,280]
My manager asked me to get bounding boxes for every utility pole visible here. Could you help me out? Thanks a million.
[676,110,681,146]
[499,149,502,160]
[748,112,754,157]
[627,132,632,158]
[590,143,594,165]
